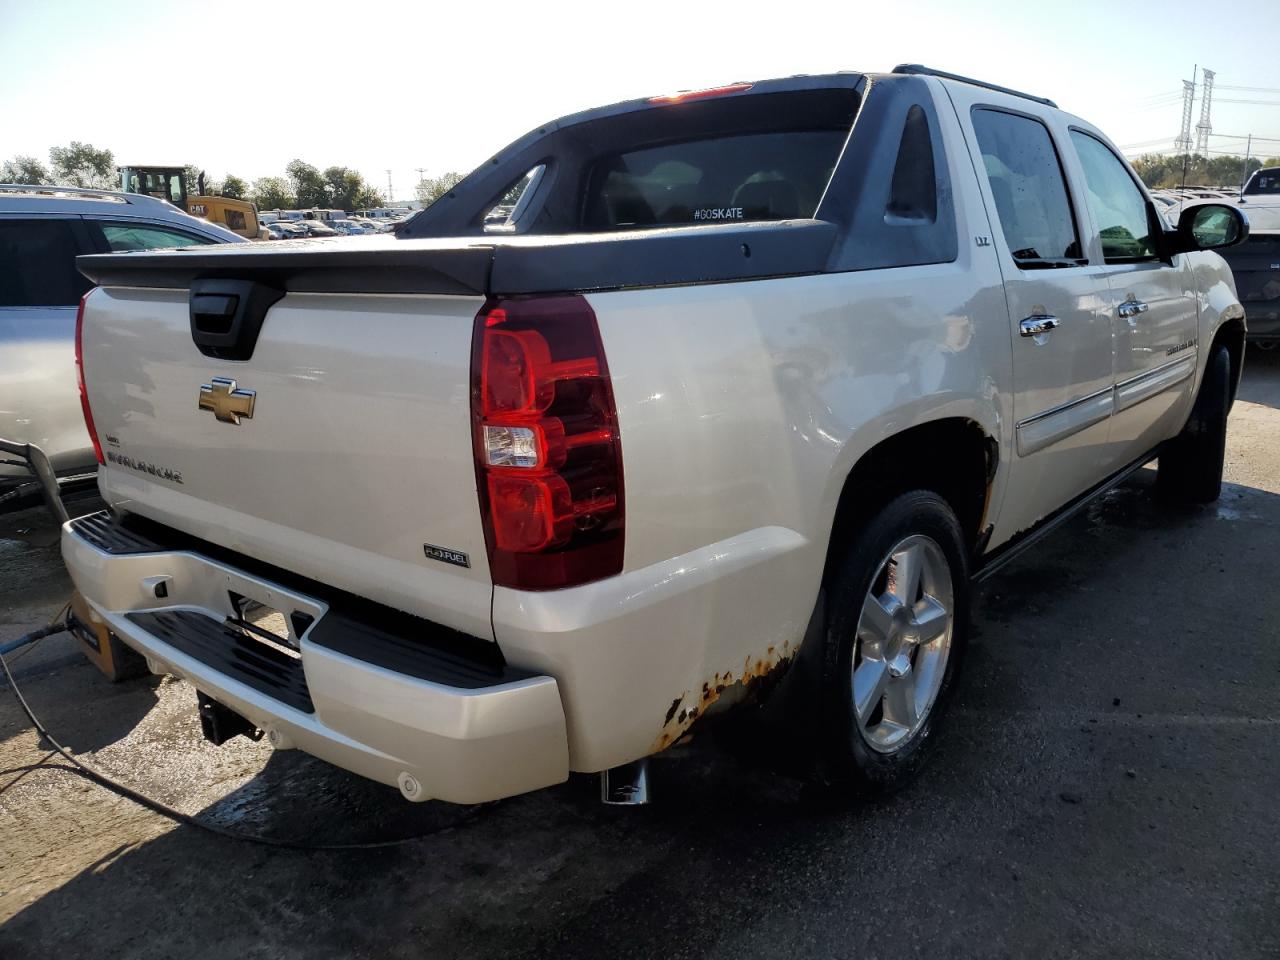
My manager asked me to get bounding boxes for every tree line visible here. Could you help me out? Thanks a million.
[2,141,466,211]
[1128,153,1279,190]
[22,139,1274,207]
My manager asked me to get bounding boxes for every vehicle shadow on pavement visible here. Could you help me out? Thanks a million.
[1237,346,1280,407]
[3,470,1279,959]
[0,647,161,756]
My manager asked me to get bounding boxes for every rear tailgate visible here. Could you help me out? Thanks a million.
[77,239,496,640]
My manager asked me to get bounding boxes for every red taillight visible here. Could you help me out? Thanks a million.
[75,291,104,465]
[472,295,624,590]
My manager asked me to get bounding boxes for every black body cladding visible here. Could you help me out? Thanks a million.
[77,72,963,296]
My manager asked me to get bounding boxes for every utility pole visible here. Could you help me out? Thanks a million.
[1241,134,1252,198]
[386,169,393,203]
[1194,68,1215,158]
[1178,65,1197,191]
[1174,74,1196,154]
[415,168,426,184]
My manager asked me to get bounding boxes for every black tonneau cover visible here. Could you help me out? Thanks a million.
[76,220,839,296]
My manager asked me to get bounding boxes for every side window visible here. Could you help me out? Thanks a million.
[971,108,1083,267]
[100,224,213,251]
[1069,132,1158,262]
[0,219,92,308]
[483,165,545,231]
[885,104,938,224]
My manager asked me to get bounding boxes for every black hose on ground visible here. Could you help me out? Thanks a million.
[0,609,495,850]
[0,620,67,657]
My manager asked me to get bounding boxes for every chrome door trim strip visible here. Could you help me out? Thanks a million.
[1016,386,1115,457]
[1114,356,1195,413]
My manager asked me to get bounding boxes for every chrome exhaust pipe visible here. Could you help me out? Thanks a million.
[600,758,651,806]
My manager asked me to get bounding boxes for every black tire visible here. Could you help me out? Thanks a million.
[1157,344,1231,503]
[816,490,969,794]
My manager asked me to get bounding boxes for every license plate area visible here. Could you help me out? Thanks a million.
[227,591,314,653]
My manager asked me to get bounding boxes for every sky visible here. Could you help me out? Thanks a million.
[3,0,1280,201]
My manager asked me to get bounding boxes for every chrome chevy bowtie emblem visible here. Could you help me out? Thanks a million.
[198,377,256,424]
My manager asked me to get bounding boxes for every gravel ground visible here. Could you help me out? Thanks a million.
[1,353,1278,959]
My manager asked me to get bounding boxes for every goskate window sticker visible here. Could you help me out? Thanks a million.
[692,207,744,221]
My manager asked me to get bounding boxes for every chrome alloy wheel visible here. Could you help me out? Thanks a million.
[851,534,955,754]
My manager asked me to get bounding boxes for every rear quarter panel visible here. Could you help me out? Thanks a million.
[595,265,1011,574]
[498,238,1011,770]
[489,83,1016,770]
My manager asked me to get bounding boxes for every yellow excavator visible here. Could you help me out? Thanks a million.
[118,165,266,240]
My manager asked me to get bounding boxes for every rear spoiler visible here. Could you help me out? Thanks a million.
[76,221,838,296]
[76,236,493,296]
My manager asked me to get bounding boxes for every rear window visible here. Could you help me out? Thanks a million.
[1246,169,1280,195]
[582,129,847,230]
[561,89,857,232]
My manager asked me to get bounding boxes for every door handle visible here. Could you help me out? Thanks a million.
[1118,300,1149,319]
[1019,315,1060,337]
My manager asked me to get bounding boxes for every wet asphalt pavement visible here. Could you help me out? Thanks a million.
[2,355,1279,959]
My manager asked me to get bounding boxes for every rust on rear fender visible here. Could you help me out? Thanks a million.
[650,638,799,753]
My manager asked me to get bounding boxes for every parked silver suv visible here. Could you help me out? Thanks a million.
[0,185,244,506]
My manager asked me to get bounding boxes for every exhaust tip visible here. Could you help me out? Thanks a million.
[600,759,651,806]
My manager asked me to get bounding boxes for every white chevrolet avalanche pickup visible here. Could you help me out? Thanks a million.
[64,66,1248,805]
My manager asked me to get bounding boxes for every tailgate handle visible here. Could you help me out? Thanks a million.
[188,279,284,362]
[191,294,239,334]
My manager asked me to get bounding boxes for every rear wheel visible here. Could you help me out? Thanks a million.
[817,490,969,793]
[1158,344,1231,503]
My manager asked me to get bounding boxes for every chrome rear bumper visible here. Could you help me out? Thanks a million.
[62,511,570,804]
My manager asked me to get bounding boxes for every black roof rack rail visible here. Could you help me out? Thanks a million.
[891,64,1057,108]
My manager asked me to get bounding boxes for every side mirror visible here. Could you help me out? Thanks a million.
[1171,203,1249,254]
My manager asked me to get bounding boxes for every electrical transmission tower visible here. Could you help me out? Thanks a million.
[1194,69,1215,156]
[1174,78,1196,153]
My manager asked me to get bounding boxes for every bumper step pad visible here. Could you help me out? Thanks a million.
[73,510,535,693]
[129,609,314,713]
[70,511,160,554]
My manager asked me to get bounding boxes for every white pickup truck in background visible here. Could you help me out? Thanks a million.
[64,65,1248,805]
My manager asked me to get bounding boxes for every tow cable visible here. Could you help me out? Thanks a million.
[1,436,496,849]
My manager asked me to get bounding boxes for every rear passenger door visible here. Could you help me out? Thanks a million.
[950,92,1118,538]
[0,216,97,473]
[1065,130,1198,464]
